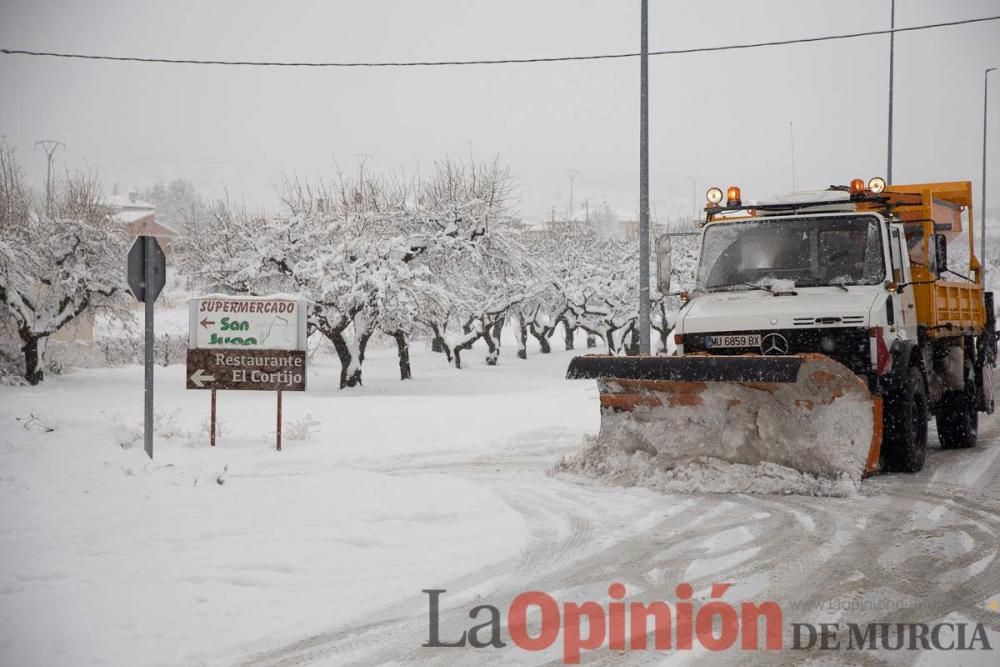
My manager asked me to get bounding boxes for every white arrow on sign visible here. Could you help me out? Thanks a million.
[189,369,216,388]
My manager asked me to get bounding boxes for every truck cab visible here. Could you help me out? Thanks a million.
[674,205,907,391]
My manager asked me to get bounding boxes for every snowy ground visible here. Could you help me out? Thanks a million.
[3,328,1000,665]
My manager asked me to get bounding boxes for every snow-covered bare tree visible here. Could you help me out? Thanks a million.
[176,169,425,386]
[650,233,700,352]
[409,158,539,367]
[559,232,639,355]
[0,144,128,383]
[517,221,608,356]
[173,188,402,389]
[514,219,642,356]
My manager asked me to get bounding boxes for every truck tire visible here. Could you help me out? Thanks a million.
[884,366,928,473]
[936,372,978,450]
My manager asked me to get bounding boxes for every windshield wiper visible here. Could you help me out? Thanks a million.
[712,282,801,295]
[711,282,772,293]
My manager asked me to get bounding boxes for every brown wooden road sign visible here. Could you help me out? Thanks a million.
[187,349,306,392]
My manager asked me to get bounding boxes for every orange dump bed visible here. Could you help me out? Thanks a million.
[860,181,986,338]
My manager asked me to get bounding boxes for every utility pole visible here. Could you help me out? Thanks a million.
[691,179,696,222]
[638,0,651,354]
[353,153,372,200]
[983,67,997,285]
[34,140,64,217]
[886,0,896,183]
[567,170,580,222]
[789,121,797,191]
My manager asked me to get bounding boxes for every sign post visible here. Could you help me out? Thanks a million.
[127,235,166,460]
[186,295,307,450]
[210,389,217,447]
[276,391,283,452]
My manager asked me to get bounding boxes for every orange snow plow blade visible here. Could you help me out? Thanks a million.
[567,353,882,481]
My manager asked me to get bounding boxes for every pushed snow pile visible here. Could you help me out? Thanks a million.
[552,438,860,497]
[585,354,877,483]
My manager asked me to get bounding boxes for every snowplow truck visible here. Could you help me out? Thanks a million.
[568,179,997,480]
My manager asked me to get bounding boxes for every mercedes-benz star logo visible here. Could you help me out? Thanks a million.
[760,332,789,355]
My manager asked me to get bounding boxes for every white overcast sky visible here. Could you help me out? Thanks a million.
[1,0,999,222]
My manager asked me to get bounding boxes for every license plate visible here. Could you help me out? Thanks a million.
[708,334,761,349]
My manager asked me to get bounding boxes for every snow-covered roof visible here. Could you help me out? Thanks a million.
[106,193,155,210]
[112,209,155,224]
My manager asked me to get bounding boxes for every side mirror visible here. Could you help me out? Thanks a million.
[656,235,672,294]
[934,234,948,275]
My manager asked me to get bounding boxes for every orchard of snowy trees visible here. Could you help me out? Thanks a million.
[173,157,696,389]
[0,143,697,386]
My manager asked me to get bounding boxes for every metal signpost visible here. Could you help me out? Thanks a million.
[186,295,307,450]
[637,0,651,355]
[126,235,167,460]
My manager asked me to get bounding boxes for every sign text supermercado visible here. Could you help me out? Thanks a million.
[187,295,308,392]
[189,296,306,351]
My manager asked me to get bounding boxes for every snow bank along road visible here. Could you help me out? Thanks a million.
[2,343,1000,666]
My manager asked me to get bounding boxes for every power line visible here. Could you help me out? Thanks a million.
[2,15,998,68]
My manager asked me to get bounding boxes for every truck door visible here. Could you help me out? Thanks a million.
[889,225,916,339]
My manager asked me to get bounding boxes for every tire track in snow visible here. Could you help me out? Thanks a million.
[243,478,850,666]
[240,470,617,666]
[701,446,1000,667]
[240,427,1000,666]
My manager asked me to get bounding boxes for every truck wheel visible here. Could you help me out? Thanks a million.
[884,366,928,473]
[937,383,978,450]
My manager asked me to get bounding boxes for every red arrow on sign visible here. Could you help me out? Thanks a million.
[200,318,215,329]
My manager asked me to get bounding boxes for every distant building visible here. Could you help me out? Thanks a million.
[50,309,95,344]
[51,192,177,345]
[107,192,177,253]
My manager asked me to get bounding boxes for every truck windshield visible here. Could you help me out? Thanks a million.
[696,215,885,292]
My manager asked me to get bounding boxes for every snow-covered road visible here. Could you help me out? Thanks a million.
[243,414,1000,666]
[3,341,1000,666]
